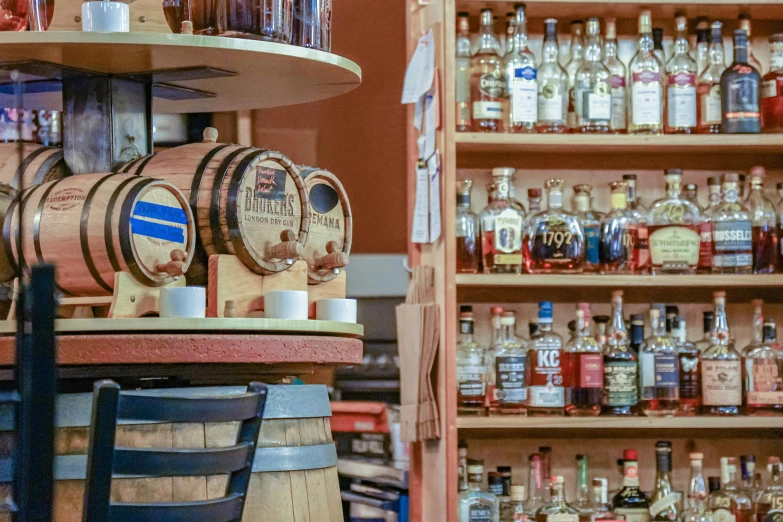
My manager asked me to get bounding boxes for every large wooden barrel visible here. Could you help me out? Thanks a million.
[0,385,343,522]
[123,134,310,284]
[7,173,196,296]
[299,167,352,284]
[0,184,17,283]
[0,143,70,189]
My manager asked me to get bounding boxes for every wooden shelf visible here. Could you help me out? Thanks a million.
[456,273,783,303]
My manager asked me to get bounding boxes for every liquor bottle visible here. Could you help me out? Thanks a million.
[613,449,651,522]
[664,304,678,335]
[739,15,764,74]
[481,168,526,274]
[629,11,664,134]
[747,166,779,273]
[505,3,538,133]
[604,18,627,133]
[778,182,783,204]
[650,441,679,522]
[575,18,611,133]
[640,308,680,417]
[537,477,580,522]
[721,30,761,134]
[683,452,710,522]
[489,311,528,416]
[684,183,701,210]
[707,458,752,522]
[498,466,513,498]
[701,291,743,416]
[624,174,651,271]
[528,188,542,214]
[573,184,601,272]
[529,301,565,416]
[603,291,639,416]
[457,310,488,416]
[695,311,715,352]
[653,28,666,65]
[762,34,783,132]
[524,179,586,274]
[460,464,501,522]
[739,174,748,199]
[459,441,469,492]
[500,485,528,522]
[711,173,753,273]
[743,318,783,416]
[566,20,585,132]
[709,477,721,495]
[630,314,645,354]
[591,478,613,521]
[457,180,480,274]
[489,471,506,498]
[647,169,702,274]
[564,310,602,417]
[502,12,515,59]
[698,22,726,134]
[537,19,569,133]
[757,458,783,522]
[485,306,505,410]
[572,455,591,513]
[600,181,638,274]
[748,298,766,354]
[456,12,472,132]
[695,17,710,76]
[471,9,506,132]
[674,316,700,415]
[594,315,610,350]
[540,447,553,499]
[698,176,721,272]
[526,453,547,515]
[666,14,698,134]
[739,456,760,503]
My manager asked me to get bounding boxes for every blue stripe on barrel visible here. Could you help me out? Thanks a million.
[132,201,189,224]
[130,218,185,243]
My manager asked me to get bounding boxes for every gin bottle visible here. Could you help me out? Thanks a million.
[603,291,639,416]
[529,301,565,416]
[604,18,627,133]
[456,12,472,132]
[481,168,526,274]
[665,14,698,133]
[573,455,591,512]
[505,3,537,133]
[460,464,501,522]
[698,22,726,134]
[628,11,664,134]
[573,184,601,272]
[457,310,488,416]
[564,310,602,417]
[746,166,778,274]
[575,18,611,133]
[537,19,568,133]
[711,173,753,273]
[489,311,528,416]
[471,9,506,132]
[565,20,585,131]
[639,308,680,417]
[701,291,742,416]
[457,180,480,274]
[536,477,580,522]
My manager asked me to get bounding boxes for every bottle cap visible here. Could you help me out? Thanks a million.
[460,305,472,313]
[538,302,553,322]
[593,315,610,324]
[571,19,584,25]
[467,464,484,474]
[708,176,720,186]
[622,174,637,181]
[510,485,526,501]
[491,306,505,316]
[539,446,552,453]
[723,173,739,183]
[528,188,542,198]
[605,18,617,39]
[545,179,566,191]
[573,184,593,194]
[459,311,474,320]
[611,290,624,298]
[714,290,727,298]
[665,168,683,177]
[459,440,468,449]
[552,475,564,484]
[631,314,644,323]
[769,457,781,464]
[457,11,469,17]
[666,305,679,316]
[656,440,672,449]
[690,452,704,460]
[749,166,766,178]
[576,454,586,460]
[623,449,638,461]
[772,33,783,44]
[492,167,516,179]
[498,465,512,473]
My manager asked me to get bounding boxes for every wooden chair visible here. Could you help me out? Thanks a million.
[82,380,269,522]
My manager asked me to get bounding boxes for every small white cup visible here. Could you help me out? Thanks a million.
[81,1,130,32]
[264,290,309,320]
[159,287,206,319]
[316,299,357,323]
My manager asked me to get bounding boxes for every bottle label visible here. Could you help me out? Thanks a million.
[699,221,713,268]
[667,72,697,128]
[539,83,564,122]
[701,359,742,406]
[712,509,735,522]
[745,357,783,405]
[763,79,779,98]
[725,75,760,121]
[679,354,701,399]
[640,353,679,388]
[611,76,627,130]
[634,224,650,269]
[457,364,487,398]
[603,360,638,406]
[578,353,603,388]
[495,355,528,403]
[456,61,471,126]
[712,220,752,268]
[546,515,579,522]
[700,86,722,125]
[494,208,524,253]
[649,226,701,269]
[530,218,582,264]
[614,507,651,522]
[468,504,493,522]
[583,82,611,121]
[473,101,503,120]
[529,348,564,408]
[489,482,504,496]
[631,70,662,126]
[512,67,538,124]
[650,493,681,517]
[585,224,600,265]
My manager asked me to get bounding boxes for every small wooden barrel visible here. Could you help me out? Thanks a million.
[0,143,70,189]
[299,167,352,284]
[123,135,310,284]
[0,184,17,282]
[7,173,196,296]
[0,385,343,522]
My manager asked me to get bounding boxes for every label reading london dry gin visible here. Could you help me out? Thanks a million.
[631,70,662,126]
[701,359,742,406]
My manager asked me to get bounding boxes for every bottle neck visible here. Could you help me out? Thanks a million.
[611,192,628,211]
[503,322,517,344]
[772,464,782,485]
[491,317,503,344]
[529,197,541,212]
[637,30,653,53]
[665,176,682,198]
[713,300,729,345]
[753,305,764,344]
[722,182,739,203]
[651,314,666,337]
[570,30,584,61]
[710,34,724,65]
[673,24,690,56]
[574,194,591,213]
[543,29,560,63]
[577,459,589,501]
[514,9,529,51]
[468,472,484,491]
[735,43,749,64]
[459,319,474,345]
[538,321,553,333]
[551,482,566,503]
[585,32,602,62]
[689,461,707,509]
[656,452,672,484]
[609,297,628,349]
[530,459,544,498]
[479,13,497,54]
[623,460,641,488]
[548,189,563,210]
[708,186,721,206]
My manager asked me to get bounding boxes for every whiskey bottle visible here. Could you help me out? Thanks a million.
[698,176,721,273]
[695,17,710,76]
[537,19,568,133]
[600,181,639,274]
[747,166,779,273]
[739,15,764,74]
[457,310,488,416]
[505,3,537,133]
[529,302,565,416]
[624,174,651,271]
[485,306,505,408]
[695,311,715,353]
[575,18,611,133]
[457,180,480,274]
[459,441,469,491]
[459,464,501,522]
[665,14,698,134]
[481,168,526,274]
[711,173,753,273]
[721,30,761,134]
[743,318,783,416]
[639,308,680,417]
[537,477,580,522]
[756,458,783,522]
[604,18,627,133]
[629,11,664,135]
[653,28,666,65]
[489,471,506,498]
[650,441,679,522]
[683,452,710,522]
[471,9,506,132]
[500,486,527,522]
[647,169,702,275]
[528,188,542,214]
[612,449,650,522]
[674,316,701,416]
[489,311,528,416]
[524,179,586,274]
[456,12,472,132]
[707,458,752,522]
[761,34,783,132]
[566,20,585,132]
[603,291,639,416]
[573,184,601,272]
[526,453,547,515]
[564,310,602,417]
[630,314,645,354]
[701,291,743,416]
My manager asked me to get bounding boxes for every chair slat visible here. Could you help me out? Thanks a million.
[112,443,254,477]
[117,392,261,423]
[108,494,244,522]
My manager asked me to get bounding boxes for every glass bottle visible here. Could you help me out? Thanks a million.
[630,314,645,354]
[481,168,526,274]
[457,180,480,274]
[489,311,528,416]
[756,458,783,522]
[537,19,569,133]
[701,291,743,416]
[575,18,611,133]
[695,311,715,353]
[573,184,601,272]
[459,441,469,492]
[485,306,505,406]
[640,308,680,417]
[624,174,651,272]
[528,301,565,416]
[650,441,679,522]
[762,34,783,133]
[739,15,764,74]
[574,455,591,513]
[591,478,613,521]
[629,11,664,134]
[506,3,538,133]
[743,318,783,416]
[683,452,711,522]
[471,9,506,132]
[698,176,721,272]
[695,17,710,76]
[460,464,501,522]
[540,447,553,499]
[666,14,698,134]
[564,310,602,417]
[603,291,639,416]
[647,169,702,274]
[501,12,515,59]
[456,12,473,132]
[600,181,638,274]
[711,173,753,273]
[489,472,506,499]
[457,310,488,416]
[653,28,666,65]
[612,449,651,522]
[721,30,761,134]
[747,166,779,273]
[526,453,547,515]
[498,466,513,498]
[528,188,542,214]
[537,477,580,522]
[500,485,528,522]
[739,456,760,503]
[524,179,586,274]
[707,458,752,522]
[566,20,586,132]
[675,316,701,416]
[684,183,702,211]
[604,18,627,133]
[594,316,610,350]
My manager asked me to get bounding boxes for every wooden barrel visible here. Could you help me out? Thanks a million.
[299,167,352,284]
[0,184,17,282]
[7,173,196,296]
[123,134,310,284]
[0,143,70,189]
[0,385,343,522]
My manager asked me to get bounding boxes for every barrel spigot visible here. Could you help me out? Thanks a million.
[315,241,348,273]
[268,230,303,265]
[156,249,188,279]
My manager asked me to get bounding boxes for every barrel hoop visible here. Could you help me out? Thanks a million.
[32,149,64,185]
[113,157,138,174]
[103,177,142,274]
[32,179,72,295]
[209,146,254,255]
[129,154,155,175]
[2,197,19,277]
[15,187,40,274]
[10,146,51,189]
[190,143,232,222]
[79,174,117,294]
[117,178,157,285]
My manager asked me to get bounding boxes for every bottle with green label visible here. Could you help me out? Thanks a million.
[460,464,500,522]
[603,291,640,416]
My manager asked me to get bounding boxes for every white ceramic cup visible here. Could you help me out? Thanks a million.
[264,290,309,320]
[159,287,206,319]
[316,298,357,323]
[81,1,130,32]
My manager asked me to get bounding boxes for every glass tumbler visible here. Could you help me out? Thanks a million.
[0,0,28,30]
[259,0,291,43]
[293,0,330,50]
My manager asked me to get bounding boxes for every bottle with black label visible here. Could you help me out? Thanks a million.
[489,311,528,416]
[711,173,753,274]
[460,464,500,522]
[612,449,650,522]
[721,29,761,133]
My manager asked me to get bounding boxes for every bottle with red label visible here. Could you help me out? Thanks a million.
[564,309,602,417]
[528,301,565,416]
[701,291,743,416]
[743,319,783,416]
[762,33,783,132]
[665,14,698,133]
